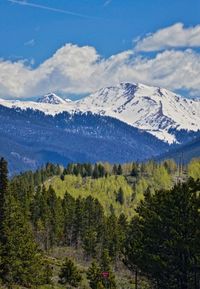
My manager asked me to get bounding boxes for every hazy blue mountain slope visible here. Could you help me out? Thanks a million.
[159,137,200,163]
[0,105,169,174]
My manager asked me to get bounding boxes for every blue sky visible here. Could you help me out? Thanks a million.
[1,0,200,99]
[1,0,200,64]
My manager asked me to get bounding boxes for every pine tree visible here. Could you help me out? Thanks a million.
[124,179,200,289]
[0,158,8,234]
[100,250,117,289]
[85,163,93,177]
[93,164,99,179]
[118,213,128,251]
[72,197,83,247]
[62,192,76,246]
[103,212,121,261]
[47,186,64,246]
[112,164,118,175]
[117,164,123,175]
[98,164,106,178]
[0,159,45,287]
[59,257,82,287]
[87,261,102,289]
[131,163,139,177]
[1,197,44,286]
[31,185,51,250]
[116,187,125,205]
[83,229,98,258]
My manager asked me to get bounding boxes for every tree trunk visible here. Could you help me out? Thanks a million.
[135,268,138,289]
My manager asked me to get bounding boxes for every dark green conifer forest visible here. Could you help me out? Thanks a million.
[0,157,200,288]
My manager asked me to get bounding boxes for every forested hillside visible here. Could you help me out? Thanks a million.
[0,105,169,174]
[0,158,200,288]
[45,161,175,218]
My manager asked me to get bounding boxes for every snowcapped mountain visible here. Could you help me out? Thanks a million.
[37,93,66,104]
[0,82,200,143]
[79,83,200,143]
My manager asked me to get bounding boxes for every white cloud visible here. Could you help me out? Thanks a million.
[103,0,112,7]
[135,23,200,51]
[1,42,200,99]
[24,39,35,47]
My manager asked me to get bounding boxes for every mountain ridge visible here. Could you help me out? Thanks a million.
[0,82,200,144]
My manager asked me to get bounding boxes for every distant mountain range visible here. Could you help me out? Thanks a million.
[0,82,199,173]
[1,82,200,144]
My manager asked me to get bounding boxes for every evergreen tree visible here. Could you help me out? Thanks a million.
[60,174,65,181]
[59,257,82,287]
[117,164,123,175]
[31,185,51,250]
[47,186,64,246]
[0,158,8,233]
[100,250,117,289]
[118,213,128,250]
[116,187,125,205]
[1,198,44,286]
[103,212,121,261]
[87,261,102,289]
[64,163,74,175]
[72,197,83,247]
[85,163,93,177]
[112,164,118,175]
[0,159,45,287]
[98,164,106,178]
[62,192,76,246]
[83,229,98,258]
[124,179,200,289]
[93,164,99,179]
[131,163,139,177]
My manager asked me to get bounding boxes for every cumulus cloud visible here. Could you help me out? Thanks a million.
[1,41,200,99]
[135,23,200,51]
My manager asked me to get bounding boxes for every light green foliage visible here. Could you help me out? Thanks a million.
[152,165,172,190]
[46,162,174,218]
[46,175,134,217]
[134,178,148,203]
[134,163,172,199]
[188,158,200,180]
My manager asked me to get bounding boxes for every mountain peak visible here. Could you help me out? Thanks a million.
[37,93,66,105]
[79,82,200,143]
